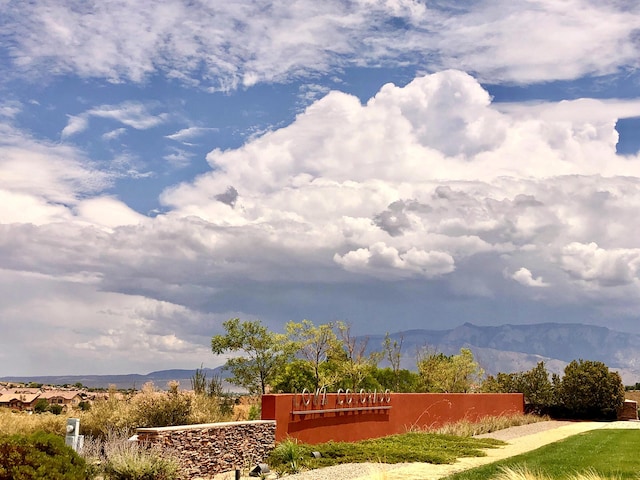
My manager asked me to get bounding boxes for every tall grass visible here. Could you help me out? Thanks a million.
[1,384,234,440]
[494,466,623,480]
[430,414,549,437]
[82,429,180,480]
[0,409,67,436]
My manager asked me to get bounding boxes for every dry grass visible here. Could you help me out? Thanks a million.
[0,408,68,436]
[430,414,549,437]
[0,386,234,440]
[493,466,626,480]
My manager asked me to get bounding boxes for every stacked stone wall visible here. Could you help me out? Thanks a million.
[137,420,276,478]
[618,400,638,421]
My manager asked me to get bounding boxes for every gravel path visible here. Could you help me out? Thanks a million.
[211,420,640,480]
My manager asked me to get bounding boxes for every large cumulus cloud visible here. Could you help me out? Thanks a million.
[3,70,640,374]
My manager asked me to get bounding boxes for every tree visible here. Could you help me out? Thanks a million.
[33,398,50,414]
[271,359,317,393]
[417,348,484,393]
[211,318,294,394]
[285,320,341,390]
[555,359,625,419]
[333,322,383,391]
[482,362,554,413]
[383,333,404,392]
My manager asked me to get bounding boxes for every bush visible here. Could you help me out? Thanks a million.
[554,359,625,419]
[97,431,180,480]
[0,432,88,480]
[131,383,191,428]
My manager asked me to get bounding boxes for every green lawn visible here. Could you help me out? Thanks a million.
[443,429,640,480]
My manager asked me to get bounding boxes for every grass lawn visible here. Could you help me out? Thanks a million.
[443,429,640,480]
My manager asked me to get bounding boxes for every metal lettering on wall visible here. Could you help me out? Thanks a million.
[291,388,392,415]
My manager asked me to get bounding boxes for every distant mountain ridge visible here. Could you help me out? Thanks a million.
[373,322,640,384]
[0,367,231,391]
[4,322,640,388]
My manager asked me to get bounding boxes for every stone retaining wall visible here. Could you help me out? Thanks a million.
[137,420,276,478]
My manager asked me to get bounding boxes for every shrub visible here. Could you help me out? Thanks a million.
[98,431,180,480]
[554,359,625,419]
[0,431,88,480]
[269,438,306,474]
[131,383,191,428]
[33,399,50,414]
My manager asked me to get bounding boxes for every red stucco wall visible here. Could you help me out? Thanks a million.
[262,391,524,444]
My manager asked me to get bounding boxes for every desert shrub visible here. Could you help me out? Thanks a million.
[0,431,88,480]
[98,431,180,480]
[131,383,191,428]
[80,394,138,439]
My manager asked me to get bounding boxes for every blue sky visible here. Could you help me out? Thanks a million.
[2,0,640,376]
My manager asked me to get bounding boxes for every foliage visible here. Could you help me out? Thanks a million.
[268,432,503,474]
[418,348,484,393]
[444,429,640,480]
[482,362,554,413]
[554,360,625,419]
[430,413,549,437]
[91,430,180,480]
[33,398,50,414]
[211,318,296,394]
[383,333,405,392]
[49,404,64,415]
[332,321,383,391]
[0,431,88,480]
[269,438,304,474]
[372,367,420,393]
[0,409,66,436]
[247,404,261,420]
[285,320,342,390]
[80,383,232,439]
[271,359,317,393]
[131,382,191,428]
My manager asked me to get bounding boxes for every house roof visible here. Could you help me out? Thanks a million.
[40,390,83,400]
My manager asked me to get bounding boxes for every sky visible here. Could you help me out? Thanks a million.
[2,0,640,376]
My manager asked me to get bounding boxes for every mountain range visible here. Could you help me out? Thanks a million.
[374,322,640,385]
[3,322,640,388]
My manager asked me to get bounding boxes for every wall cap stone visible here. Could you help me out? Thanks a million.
[137,420,276,433]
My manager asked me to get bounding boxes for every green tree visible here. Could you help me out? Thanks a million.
[482,362,554,413]
[285,320,342,390]
[33,398,50,414]
[211,318,294,394]
[417,348,483,393]
[555,359,625,419]
[372,367,420,392]
[383,333,404,392]
[271,359,317,393]
[333,322,383,391]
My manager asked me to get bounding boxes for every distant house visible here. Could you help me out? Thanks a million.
[40,390,83,411]
[0,391,41,411]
